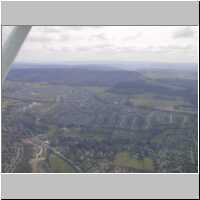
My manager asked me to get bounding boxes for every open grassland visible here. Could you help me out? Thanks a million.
[129,94,193,113]
[2,99,15,110]
[49,154,76,173]
[113,151,154,171]
[58,127,108,142]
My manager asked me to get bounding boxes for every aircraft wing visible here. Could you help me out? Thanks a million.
[2,26,32,82]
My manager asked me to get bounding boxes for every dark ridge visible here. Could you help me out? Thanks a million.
[6,68,142,86]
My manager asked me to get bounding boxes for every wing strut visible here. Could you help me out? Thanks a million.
[2,26,32,82]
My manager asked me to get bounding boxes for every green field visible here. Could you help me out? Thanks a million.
[113,151,154,171]
[49,154,76,173]
[2,99,15,109]
[129,94,191,112]
[79,86,108,93]
[61,127,108,142]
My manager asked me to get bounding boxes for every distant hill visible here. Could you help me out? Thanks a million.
[6,67,142,86]
[11,61,198,71]
[11,63,121,71]
[110,78,197,106]
[6,63,197,106]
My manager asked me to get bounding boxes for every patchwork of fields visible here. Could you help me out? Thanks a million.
[2,67,198,173]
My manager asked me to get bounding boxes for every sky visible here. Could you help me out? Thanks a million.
[2,26,198,64]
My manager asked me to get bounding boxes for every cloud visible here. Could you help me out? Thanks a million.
[173,27,194,38]
[59,34,71,41]
[92,33,107,41]
[5,26,196,64]
[93,44,113,50]
[76,46,90,52]
[39,27,62,33]
[63,26,104,31]
[28,35,54,43]
[124,32,142,41]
